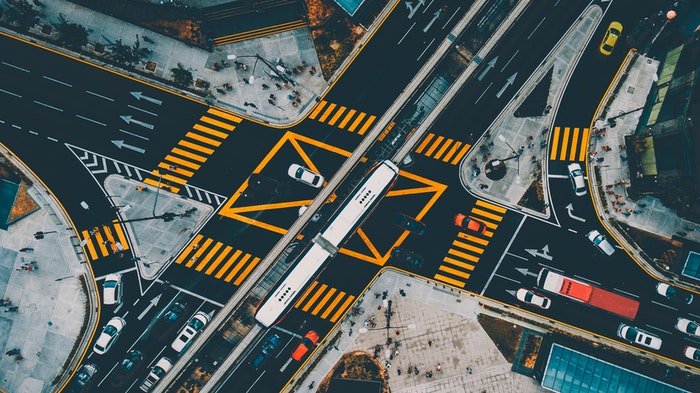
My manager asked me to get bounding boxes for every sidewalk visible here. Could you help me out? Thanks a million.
[0,147,94,393]
[459,5,602,217]
[289,270,543,393]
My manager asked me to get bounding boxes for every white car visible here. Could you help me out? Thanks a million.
[616,323,662,350]
[103,273,123,306]
[171,311,210,353]
[567,163,587,196]
[287,164,324,188]
[675,317,700,338]
[684,346,700,362]
[93,316,126,355]
[139,356,173,392]
[515,288,551,309]
[586,230,615,256]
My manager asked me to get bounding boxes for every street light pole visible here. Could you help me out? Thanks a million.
[152,170,163,217]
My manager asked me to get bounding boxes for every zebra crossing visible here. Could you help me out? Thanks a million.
[433,200,507,288]
[293,281,356,323]
[549,126,590,162]
[308,100,377,135]
[175,234,261,286]
[415,133,471,165]
[80,221,130,261]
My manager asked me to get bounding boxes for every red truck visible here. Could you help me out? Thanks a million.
[537,268,639,320]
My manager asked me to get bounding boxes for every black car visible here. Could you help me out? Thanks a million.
[162,302,187,323]
[655,282,694,305]
[120,349,143,372]
[390,248,424,268]
[394,214,426,235]
[67,364,97,392]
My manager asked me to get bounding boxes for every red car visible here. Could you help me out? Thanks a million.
[291,330,319,361]
[454,214,487,234]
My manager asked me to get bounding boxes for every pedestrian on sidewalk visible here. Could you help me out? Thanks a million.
[19,247,33,252]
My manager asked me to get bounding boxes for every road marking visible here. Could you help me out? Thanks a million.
[481,215,527,295]
[554,0,561,6]
[537,263,563,273]
[246,372,266,393]
[47,137,58,142]
[547,174,568,179]
[12,124,21,129]
[689,313,700,320]
[86,90,115,101]
[417,38,436,62]
[506,252,528,261]
[500,49,520,72]
[443,6,460,29]
[128,104,158,117]
[613,288,639,298]
[475,82,492,104]
[573,274,601,286]
[33,100,63,112]
[29,130,38,135]
[495,273,521,284]
[398,22,416,45]
[651,300,678,311]
[2,61,29,72]
[423,0,435,13]
[527,17,546,40]
[162,280,225,308]
[76,115,106,126]
[567,228,577,233]
[119,128,150,141]
[645,324,673,335]
[0,88,21,98]
[42,75,73,87]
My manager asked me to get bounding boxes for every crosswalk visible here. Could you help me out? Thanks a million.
[293,281,356,323]
[144,108,241,194]
[415,133,471,165]
[549,126,589,162]
[175,234,261,286]
[308,100,377,135]
[433,200,507,288]
[80,221,130,261]
[212,20,308,46]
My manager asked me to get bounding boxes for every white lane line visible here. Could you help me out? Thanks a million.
[573,274,601,286]
[398,22,416,45]
[86,90,115,101]
[475,82,492,104]
[423,0,435,13]
[506,252,528,261]
[481,215,527,295]
[613,288,639,298]
[645,324,673,335]
[76,115,106,127]
[42,75,73,87]
[0,120,4,123]
[554,0,561,6]
[128,104,158,117]
[538,263,563,273]
[442,6,460,29]
[29,131,38,135]
[495,273,521,284]
[651,300,678,311]
[47,137,58,142]
[547,174,568,179]
[527,17,546,40]
[119,128,149,141]
[0,88,22,98]
[245,372,266,393]
[417,38,436,62]
[2,61,29,72]
[33,100,63,112]
[689,313,700,320]
[12,124,21,130]
[568,228,578,233]
[500,49,520,72]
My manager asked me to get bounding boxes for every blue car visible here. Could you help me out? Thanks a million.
[251,334,281,369]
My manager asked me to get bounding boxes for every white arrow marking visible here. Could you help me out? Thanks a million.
[423,9,441,33]
[515,267,539,277]
[130,91,162,105]
[120,115,154,130]
[112,139,145,154]
[496,72,517,98]
[477,56,498,81]
[565,203,586,222]
[137,294,162,320]
[525,245,553,261]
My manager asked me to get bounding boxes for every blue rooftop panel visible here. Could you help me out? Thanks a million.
[334,0,366,16]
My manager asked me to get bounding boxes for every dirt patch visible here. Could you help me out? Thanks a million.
[477,314,523,363]
[518,178,545,213]
[318,351,388,393]
[520,333,542,369]
[7,181,39,224]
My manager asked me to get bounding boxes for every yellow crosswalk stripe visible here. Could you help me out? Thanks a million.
[214,250,243,279]
[164,155,201,170]
[193,124,229,139]
[441,141,462,162]
[186,238,213,268]
[81,230,98,260]
[205,246,232,275]
[439,265,471,279]
[143,178,180,193]
[433,139,453,160]
[550,126,560,160]
[152,170,188,185]
[347,112,366,132]
[447,248,480,262]
[195,242,222,271]
[200,116,235,131]
[451,144,471,165]
[330,295,355,323]
[471,208,504,222]
[177,235,204,263]
[309,101,327,119]
[178,140,214,155]
[569,128,580,161]
[475,200,507,214]
[318,103,337,122]
[112,222,129,250]
[328,106,346,126]
[475,218,498,230]
[172,148,207,163]
[424,136,445,157]
[302,284,328,312]
[158,162,195,177]
[457,232,489,246]
[233,257,261,286]
[311,288,337,316]
[295,281,319,308]
[357,115,376,135]
[434,274,465,288]
[338,109,356,129]
[415,133,435,154]
[559,127,571,161]
[224,253,251,282]
[103,227,117,253]
[94,230,109,256]
[452,239,484,254]
[207,108,241,123]
[186,132,222,147]
[320,291,346,319]
[578,128,589,161]
[442,256,476,271]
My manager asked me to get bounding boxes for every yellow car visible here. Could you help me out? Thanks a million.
[600,21,623,56]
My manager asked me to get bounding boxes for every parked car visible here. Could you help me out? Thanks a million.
[139,357,173,392]
[103,273,123,306]
[599,21,623,56]
[390,247,424,269]
[453,213,487,235]
[684,346,700,362]
[675,317,700,338]
[93,317,126,355]
[394,214,426,235]
[567,163,587,196]
[586,230,615,256]
[291,330,320,361]
[287,164,324,188]
[120,349,143,373]
[162,302,187,323]
[68,364,97,391]
[655,282,694,305]
[171,311,210,353]
[515,288,551,309]
[252,334,281,369]
[616,323,662,350]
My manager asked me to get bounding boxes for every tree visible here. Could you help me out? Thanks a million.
[171,63,193,87]
[4,0,38,32]
[106,36,149,68]
[56,15,87,50]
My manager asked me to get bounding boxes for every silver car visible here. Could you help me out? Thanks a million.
[586,230,615,256]
[287,164,324,188]
[567,163,587,196]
